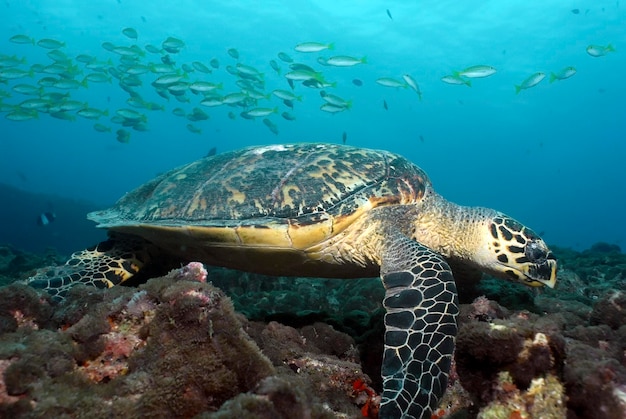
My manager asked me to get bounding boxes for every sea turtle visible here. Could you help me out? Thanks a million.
[26,143,557,418]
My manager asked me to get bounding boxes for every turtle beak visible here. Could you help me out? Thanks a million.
[526,256,557,288]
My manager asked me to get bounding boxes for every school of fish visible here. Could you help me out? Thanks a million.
[0,27,615,142]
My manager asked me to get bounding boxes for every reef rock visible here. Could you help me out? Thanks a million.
[0,265,275,418]
[2,242,626,418]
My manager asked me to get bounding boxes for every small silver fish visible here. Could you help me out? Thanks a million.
[192,62,212,73]
[455,65,496,78]
[277,52,293,63]
[281,112,296,121]
[376,78,406,88]
[325,55,367,67]
[549,67,576,83]
[294,42,334,53]
[36,38,65,49]
[9,34,35,45]
[586,44,615,57]
[93,123,111,132]
[402,74,422,100]
[515,72,546,93]
[441,75,471,87]
[246,107,278,117]
[122,27,138,40]
[320,103,347,113]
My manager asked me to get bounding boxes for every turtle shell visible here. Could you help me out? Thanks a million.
[89,143,430,253]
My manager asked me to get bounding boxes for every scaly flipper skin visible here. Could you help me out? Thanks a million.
[380,232,459,419]
[27,234,150,301]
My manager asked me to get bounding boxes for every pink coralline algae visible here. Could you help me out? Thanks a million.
[0,263,276,418]
[468,295,503,322]
[76,318,146,383]
[0,262,378,418]
[172,261,208,283]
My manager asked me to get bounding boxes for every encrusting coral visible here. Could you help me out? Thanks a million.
[0,263,276,417]
[1,242,626,418]
[0,263,375,418]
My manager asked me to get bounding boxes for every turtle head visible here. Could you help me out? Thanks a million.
[475,213,557,288]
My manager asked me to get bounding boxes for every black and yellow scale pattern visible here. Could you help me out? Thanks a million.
[100,143,427,222]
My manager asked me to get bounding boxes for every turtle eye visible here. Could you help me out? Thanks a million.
[525,240,547,263]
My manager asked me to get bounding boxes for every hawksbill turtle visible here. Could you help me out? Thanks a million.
[26,143,557,418]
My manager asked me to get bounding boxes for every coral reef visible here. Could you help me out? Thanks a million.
[0,264,277,417]
[453,249,626,418]
[0,263,373,418]
[590,290,626,329]
[456,301,566,402]
[0,242,624,418]
[476,372,566,419]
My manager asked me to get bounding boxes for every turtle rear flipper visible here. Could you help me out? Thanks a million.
[27,234,151,301]
[379,233,459,418]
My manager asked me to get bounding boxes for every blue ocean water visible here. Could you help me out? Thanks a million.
[0,0,624,253]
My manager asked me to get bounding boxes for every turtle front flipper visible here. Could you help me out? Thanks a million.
[26,233,152,302]
[379,233,459,419]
